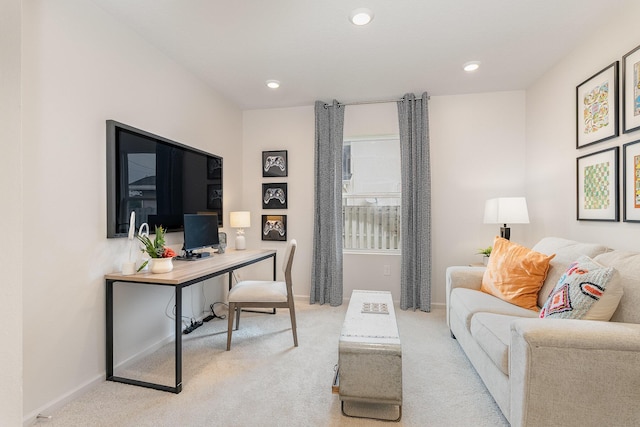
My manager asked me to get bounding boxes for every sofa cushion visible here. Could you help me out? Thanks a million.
[532,237,611,307]
[481,237,555,310]
[539,256,622,321]
[593,251,640,324]
[470,313,523,376]
[450,288,539,333]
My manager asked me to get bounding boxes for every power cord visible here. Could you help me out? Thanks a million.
[203,302,227,322]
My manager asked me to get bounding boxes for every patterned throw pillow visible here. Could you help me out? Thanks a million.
[480,237,555,310]
[539,255,623,321]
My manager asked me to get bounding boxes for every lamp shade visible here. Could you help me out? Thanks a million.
[230,211,251,228]
[483,197,529,224]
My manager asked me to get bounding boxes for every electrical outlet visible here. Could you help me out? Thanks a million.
[383,265,391,276]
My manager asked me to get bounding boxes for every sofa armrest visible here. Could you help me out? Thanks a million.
[445,266,485,327]
[510,318,640,426]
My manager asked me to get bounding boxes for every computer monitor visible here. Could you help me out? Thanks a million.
[180,213,219,260]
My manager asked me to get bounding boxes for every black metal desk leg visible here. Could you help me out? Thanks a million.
[273,253,277,280]
[175,285,183,393]
[106,280,114,379]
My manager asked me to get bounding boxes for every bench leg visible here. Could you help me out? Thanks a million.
[341,400,402,422]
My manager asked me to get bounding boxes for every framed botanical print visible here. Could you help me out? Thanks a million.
[622,45,640,134]
[623,140,640,222]
[576,147,619,221]
[262,150,288,177]
[262,215,287,241]
[262,183,288,209]
[576,62,619,148]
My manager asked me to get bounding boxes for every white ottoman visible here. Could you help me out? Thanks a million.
[338,290,402,421]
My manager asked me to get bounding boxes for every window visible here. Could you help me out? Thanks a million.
[342,136,401,252]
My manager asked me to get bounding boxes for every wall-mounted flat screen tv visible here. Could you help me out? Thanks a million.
[107,120,223,238]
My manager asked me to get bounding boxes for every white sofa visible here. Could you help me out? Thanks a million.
[446,237,640,426]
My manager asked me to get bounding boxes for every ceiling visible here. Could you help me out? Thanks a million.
[92,0,628,110]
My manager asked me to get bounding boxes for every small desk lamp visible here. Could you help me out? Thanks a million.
[483,197,529,240]
[230,211,251,250]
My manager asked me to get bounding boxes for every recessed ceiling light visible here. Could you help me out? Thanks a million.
[349,8,374,26]
[463,61,481,72]
[266,80,280,89]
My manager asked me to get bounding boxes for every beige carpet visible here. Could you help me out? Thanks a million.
[38,301,508,426]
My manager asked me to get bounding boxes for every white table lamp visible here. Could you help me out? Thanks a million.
[483,197,529,240]
[230,211,251,250]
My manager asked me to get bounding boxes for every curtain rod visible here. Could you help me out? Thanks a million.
[324,95,430,108]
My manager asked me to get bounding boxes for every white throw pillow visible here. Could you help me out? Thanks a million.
[539,255,623,321]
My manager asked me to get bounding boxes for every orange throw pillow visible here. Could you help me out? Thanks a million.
[481,237,555,310]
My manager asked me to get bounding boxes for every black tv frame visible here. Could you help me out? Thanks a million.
[106,120,223,238]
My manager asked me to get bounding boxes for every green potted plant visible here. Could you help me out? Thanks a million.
[137,225,176,273]
[477,246,492,266]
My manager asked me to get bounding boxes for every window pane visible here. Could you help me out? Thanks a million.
[342,137,401,251]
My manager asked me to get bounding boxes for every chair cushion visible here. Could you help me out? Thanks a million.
[228,280,288,303]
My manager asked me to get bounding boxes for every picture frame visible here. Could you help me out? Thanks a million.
[217,232,227,253]
[262,150,288,177]
[576,62,619,148]
[262,183,288,209]
[262,215,287,241]
[622,45,640,134]
[207,156,222,180]
[576,147,619,221]
[207,184,222,210]
[623,140,640,222]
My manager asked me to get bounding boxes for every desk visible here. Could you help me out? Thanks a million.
[105,249,276,393]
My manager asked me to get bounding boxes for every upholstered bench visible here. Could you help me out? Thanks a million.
[338,290,402,421]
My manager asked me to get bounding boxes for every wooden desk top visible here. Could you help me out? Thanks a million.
[105,249,276,285]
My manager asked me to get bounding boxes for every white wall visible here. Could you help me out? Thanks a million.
[0,1,23,425]
[21,0,242,421]
[243,93,527,305]
[241,106,315,293]
[430,92,527,304]
[526,0,640,251]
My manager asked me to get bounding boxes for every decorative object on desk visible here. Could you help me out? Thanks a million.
[218,232,227,253]
[483,197,529,240]
[623,139,640,222]
[622,45,640,134]
[577,147,619,221]
[476,246,492,266]
[122,211,137,275]
[137,222,150,271]
[262,214,287,241]
[262,182,288,209]
[576,61,619,148]
[262,150,288,177]
[136,225,176,272]
[230,211,251,250]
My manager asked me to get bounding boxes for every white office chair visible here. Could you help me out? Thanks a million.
[226,239,298,350]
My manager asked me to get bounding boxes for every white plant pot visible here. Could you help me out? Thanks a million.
[150,257,173,274]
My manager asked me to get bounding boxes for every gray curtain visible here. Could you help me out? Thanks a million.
[311,100,345,306]
[398,92,431,311]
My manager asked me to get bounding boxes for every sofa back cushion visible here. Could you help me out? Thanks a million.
[593,251,640,324]
[532,237,611,307]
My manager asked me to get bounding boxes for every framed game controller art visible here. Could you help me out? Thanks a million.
[262,183,287,209]
[262,150,288,177]
[262,215,287,241]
